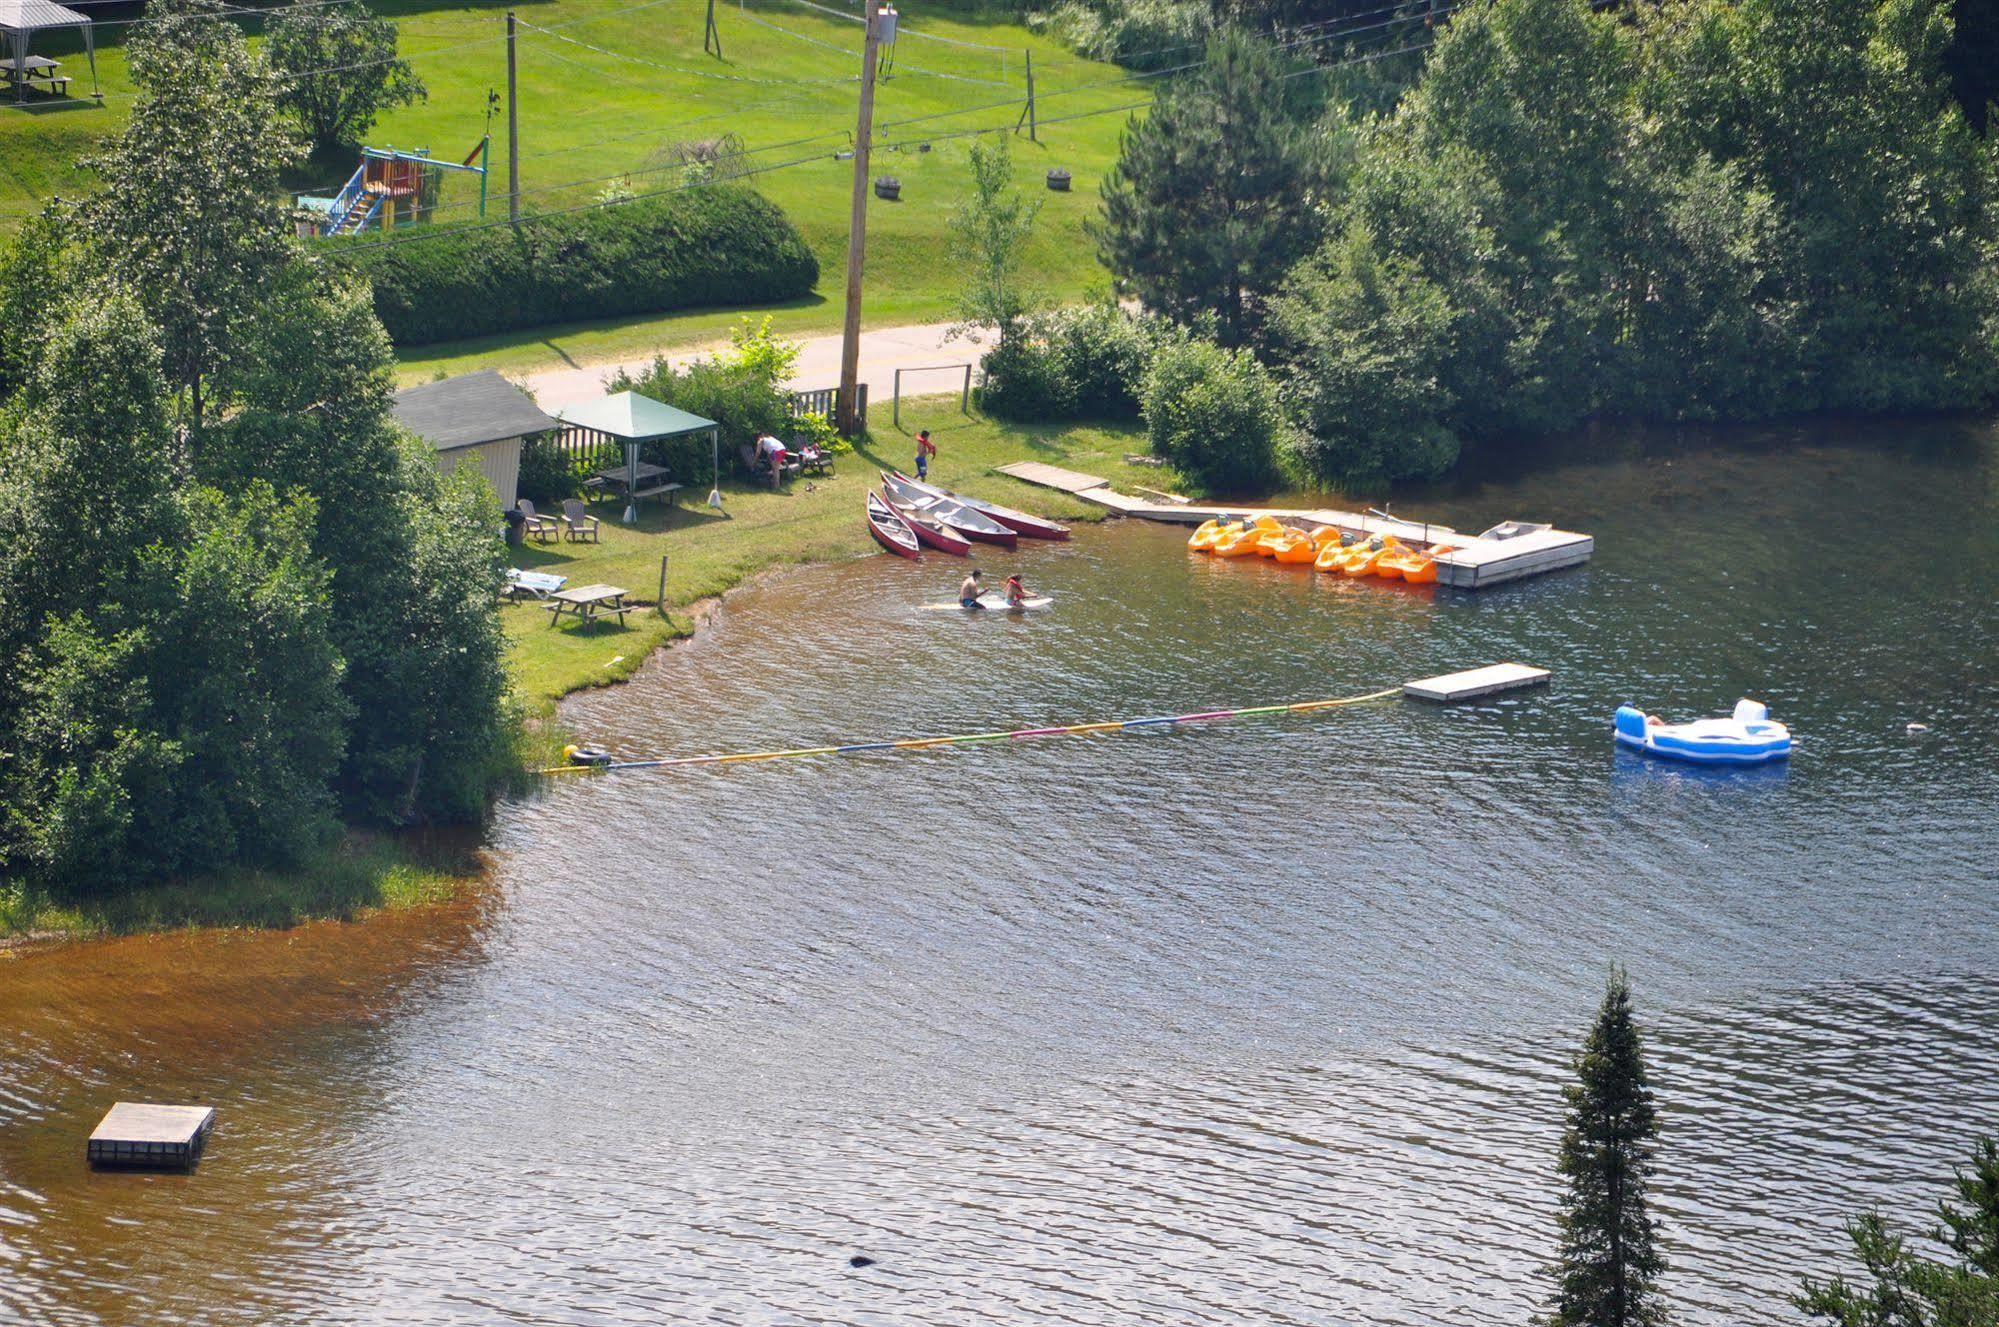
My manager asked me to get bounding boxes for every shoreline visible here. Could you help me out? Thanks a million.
[5,413,1172,947]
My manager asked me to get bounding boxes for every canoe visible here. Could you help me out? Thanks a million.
[885,470,1071,540]
[880,472,1019,548]
[866,491,921,560]
[883,490,972,556]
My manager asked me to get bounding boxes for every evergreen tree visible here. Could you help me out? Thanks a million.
[1546,967,1667,1327]
[1096,28,1332,346]
[1798,1136,1999,1327]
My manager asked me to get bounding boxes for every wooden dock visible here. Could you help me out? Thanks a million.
[993,464,1590,588]
[88,1103,215,1169]
[1404,663,1551,702]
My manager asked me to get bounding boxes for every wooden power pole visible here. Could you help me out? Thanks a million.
[506,11,520,225]
[836,3,885,436]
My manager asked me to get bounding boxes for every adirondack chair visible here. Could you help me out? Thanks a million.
[561,498,601,544]
[516,499,560,544]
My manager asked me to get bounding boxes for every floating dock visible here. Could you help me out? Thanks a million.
[992,463,1592,588]
[1404,662,1551,702]
[88,1103,215,1169]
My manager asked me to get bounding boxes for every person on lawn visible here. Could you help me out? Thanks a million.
[915,430,937,481]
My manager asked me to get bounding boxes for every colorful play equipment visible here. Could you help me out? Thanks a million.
[1198,519,1455,586]
[1614,699,1793,765]
[298,140,489,238]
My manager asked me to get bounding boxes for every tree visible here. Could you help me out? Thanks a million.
[265,2,426,154]
[81,0,300,426]
[1545,967,1667,1327]
[1096,28,1332,346]
[1142,331,1287,491]
[1797,1136,1999,1327]
[948,135,1043,348]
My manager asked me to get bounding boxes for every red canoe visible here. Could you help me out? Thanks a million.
[882,489,973,555]
[866,491,921,560]
[885,469,1071,541]
[878,472,1018,549]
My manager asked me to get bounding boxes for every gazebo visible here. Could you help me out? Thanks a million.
[552,391,721,523]
[0,0,98,104]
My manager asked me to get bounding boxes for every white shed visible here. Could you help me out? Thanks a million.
[392,369,556,510]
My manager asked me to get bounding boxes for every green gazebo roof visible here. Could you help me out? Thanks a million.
[553,391,717,441]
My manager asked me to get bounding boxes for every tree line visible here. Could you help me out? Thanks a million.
[0,0,510,895]
[970,0,1999,493]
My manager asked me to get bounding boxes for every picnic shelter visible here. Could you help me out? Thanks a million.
[552,391,720,522]
[1,0,98,103]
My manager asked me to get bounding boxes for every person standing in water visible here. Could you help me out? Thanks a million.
[915,430,937,480]
[959,568,985,609]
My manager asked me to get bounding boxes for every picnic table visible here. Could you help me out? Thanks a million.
[543,583,635,628]
[584,461,682,509]
[2,56,71,100]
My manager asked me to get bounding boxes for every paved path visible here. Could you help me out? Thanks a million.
[521,320,994,413]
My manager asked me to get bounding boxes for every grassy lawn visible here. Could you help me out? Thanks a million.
[2,0,1145,377]
[504,402,1166,713]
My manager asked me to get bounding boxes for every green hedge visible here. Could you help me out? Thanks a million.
[318,186,819,346]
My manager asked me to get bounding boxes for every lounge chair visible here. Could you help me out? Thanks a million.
[517,499,560,544]
[505,568,568,601]
[561,498,601,544]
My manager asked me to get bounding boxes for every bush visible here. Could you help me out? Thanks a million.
[322,186,819,346]
[1141,334,1285,493]
[608,317,807,481]
[976,302,1161,421]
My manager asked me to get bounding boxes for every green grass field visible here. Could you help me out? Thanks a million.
[0,0,1146,374]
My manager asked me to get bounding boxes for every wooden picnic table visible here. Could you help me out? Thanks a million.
[543,583,635,628]
[584,461,682,509]
[3,56,71,100]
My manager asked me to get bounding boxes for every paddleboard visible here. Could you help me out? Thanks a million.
[924,596,1055,613]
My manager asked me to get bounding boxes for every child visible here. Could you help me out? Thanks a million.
[915,429,937,481]
[1004,574,1031,607]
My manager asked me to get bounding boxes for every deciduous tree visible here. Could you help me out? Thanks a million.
[265,2,426,154]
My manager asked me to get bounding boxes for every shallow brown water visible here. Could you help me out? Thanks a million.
[3,417,1996,1325]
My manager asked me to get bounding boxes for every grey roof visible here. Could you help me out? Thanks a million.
[553,391,717,440]
[0,0,92,34]
[393,369,557,452]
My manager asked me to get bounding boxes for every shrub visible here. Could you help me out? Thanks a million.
[322,185,819,346]
[1141,334,1285,493]
[976,301,1161,422]
[607,317,808,481]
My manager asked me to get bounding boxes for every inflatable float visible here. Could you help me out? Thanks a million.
[1614,700,1792,765]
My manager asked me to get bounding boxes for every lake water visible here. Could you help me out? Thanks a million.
[3,418,1996,1326]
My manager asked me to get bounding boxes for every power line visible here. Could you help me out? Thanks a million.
[517,17,857,85]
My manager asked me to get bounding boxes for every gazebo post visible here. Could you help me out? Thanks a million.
[83,22,96,100]
[707,427,723,509]
[624,439,639,524]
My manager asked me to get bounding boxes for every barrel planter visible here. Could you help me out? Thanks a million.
[1046,168,1072,192]
[874,176,901,201]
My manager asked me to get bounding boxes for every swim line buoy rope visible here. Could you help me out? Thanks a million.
[535,686,1405,775]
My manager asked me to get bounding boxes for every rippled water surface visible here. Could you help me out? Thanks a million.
[4,419,1997,1326]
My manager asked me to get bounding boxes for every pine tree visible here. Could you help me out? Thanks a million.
[1546,967,1667,1327]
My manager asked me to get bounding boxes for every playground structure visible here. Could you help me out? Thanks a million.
[298,140,488,238]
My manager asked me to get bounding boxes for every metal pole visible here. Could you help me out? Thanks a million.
[704,0,722,58]
[506,13,520,226]
[962,363,971,414]
[836,3,883,437]
[707,427,723,509]
[893,368,902,427]
[1025,51,1036,143]
[657,554,669,614]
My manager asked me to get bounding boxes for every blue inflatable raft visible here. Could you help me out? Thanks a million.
[1614,699,1792,765]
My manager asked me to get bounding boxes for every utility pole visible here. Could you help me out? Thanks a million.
[1025,51,1036,142]
[836,2,884,436]
[506,11,520,225]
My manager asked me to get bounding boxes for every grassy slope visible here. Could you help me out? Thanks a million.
[504,404,1163,713]
[0,0,1144,376]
